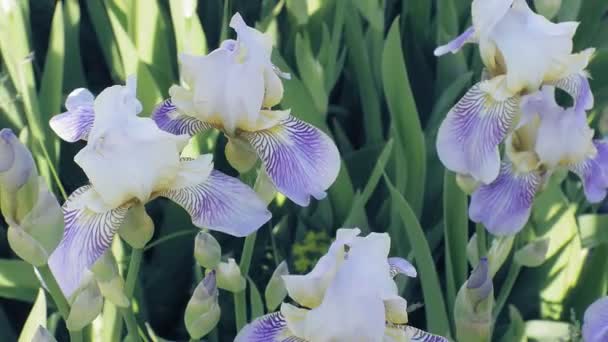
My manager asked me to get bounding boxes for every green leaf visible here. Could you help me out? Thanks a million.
[577,213,608,248]
[525,320,573,341]
[0,259,39,302]
[382,18,426,216]
[169,0,208,56]
[498,305,526,342]
[385,177,451,336]
[295,33,327,114]
[285,0,309,26]
[63,0,86,89]
[434,0,468,93]
[84,0,125,80]
[18,289,47,342]
[248,278,264,321]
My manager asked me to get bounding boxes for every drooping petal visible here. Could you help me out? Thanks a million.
[469,162,541,235]
[583,297,608,342]
[570,140,608,203]
[48,186,129,298]
[553,72,594,113]
[234,312,305,342]
[159,156,271,237]
[436,80,519,184]
[385,324,449,342]
[151,98,212,136]
[388,257,417,278]
[241,115,340,206]
[434,26,476,56]
[50,88,95,142]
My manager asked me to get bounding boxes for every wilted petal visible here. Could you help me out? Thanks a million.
[570,140,608,203]
[50,88,95,142]
[436,80,519,184]
[159,156,271,237]
[388,257,417,278]
[242,115,340,206]
[583,297,608,342]
[434,27,476,56]
[553,72,594,113]
[234,312,304,342]
[469,162,541,235]
[48,186,129,298]
[151,98,212,136]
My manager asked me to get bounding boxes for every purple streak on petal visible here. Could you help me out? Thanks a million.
[554,73,594,113]
[570,140,608,203]
[160,170,271,237]
[469,162,541,235]
[48,186,129,298]
[242,115,340,206]
[436,83,519,184]
[388,257,417,278]
[234,312,304,342]
[50,90,95,143]
[434,26,476,56]
[392,324,449,342]
[583,297,608,342]
[151,98,211,136]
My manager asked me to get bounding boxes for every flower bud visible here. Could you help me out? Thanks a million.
[254,170,277,205]
[534,0,562,20]
[0,128,36,195]
[225,139,258,174]
[119,204,154,248]
[455,258,494,342]
[487,236,514,277]
[215,258,246,292]
[265,260,289,311]
[194,231,221,269]
[66,278,103,331]
[514,238,550,267]
[456,173,480,195]
[466,233,479,267]
[185,271,221,339]
[91,251,129,307]
[32,326,58,342]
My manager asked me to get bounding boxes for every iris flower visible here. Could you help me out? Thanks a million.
[151,13,340,206]
[583,296,608,342]
[235,228,447,342]
[435,0,594,184]
[48,77,271,298]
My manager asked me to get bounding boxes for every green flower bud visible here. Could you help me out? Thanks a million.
[265,260,289,311]
[534,0,561,20]
[194,231,221,269]
[514,238,550,267]
[225,138,258,174]
[456,173,480,195]
[185,271,221,339]
[0,128,35,196]
[254,170,277,205]
[487,236,514,277]
[66,279,103,331]
[91,252,129,307]
[215,258,246,293]
[119,204,154,248]
[32,326,58,342]
[467,233,479,267]
[455,258,494,342]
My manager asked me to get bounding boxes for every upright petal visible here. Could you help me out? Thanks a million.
[241,115,340,206]
[471,0,513,36]
[434,27,476,56]
[151,98,212,136]
[570,140,608,203]
[50,88,95,142]
[48,186,129,298]
[235,312,304,342]
[469,162,541,235]
[159,156,271,237]
[583,297,608,342]
[436,80,519,184]
[553,72,594,113]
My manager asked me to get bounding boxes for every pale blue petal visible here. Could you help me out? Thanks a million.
[151,98,212,136]
[235,312,305,342]
[434,26,476,56]
[570,140,608,203]
[388,257,417,278]
[388,323,449,342]
[553,73,593,113]
[50,89,95,142]
[583,297,608,342]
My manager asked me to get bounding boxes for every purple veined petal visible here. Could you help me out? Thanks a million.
[569,140,608,203]
[469,162,541,236]
[234,312,305,342]
[151,98,212,136]
[436,82,519,184]
[388,257,417,278]
[48,185,129,298]
[241,115,341,207]
[553,73,594,113]
[50,88,95,142]
[434,26,476,56]
[583,297,608,342]
[387,323,449,342]
[159,167,271,237]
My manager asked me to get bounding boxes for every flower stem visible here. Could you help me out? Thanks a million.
[121,248,144,342]
[37,264,83,342]
[234,231,257,330]
[492,261,522,321]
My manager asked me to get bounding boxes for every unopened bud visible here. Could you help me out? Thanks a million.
[194,231,221,269]
[455,258,494,342]
[66,279,103,331]
[467,233,479,267]
[456,174,480,195]
[254,170,277,205]
[487,236,514,277]
[119,204,154,248]
[534,0,561,20]
[32,326,58,342]
[91,252,129,307]
[215,258,246,292]
[185,271,220,339]
[225,139,257,174]
[265,260,289,311]
[514,238,550,267]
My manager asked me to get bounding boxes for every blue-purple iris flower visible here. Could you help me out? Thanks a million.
[583,296,608,342]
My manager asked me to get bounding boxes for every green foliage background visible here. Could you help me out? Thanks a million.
[0,0,607,341]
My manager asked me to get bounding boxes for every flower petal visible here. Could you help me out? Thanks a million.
[553,73,594,113]
[159,157,271,237]
[234,312,304,342]
[469,162,541,235]
[48,186,129,298]
[388,257,417,278]
[570,140,608,203]
[50,88,95,142]
[436,81,519,184]
[434,26,476,56]
[385,324,449,342]
[583,296,608,342]
[241,115,340,206]
[151,98,212,136]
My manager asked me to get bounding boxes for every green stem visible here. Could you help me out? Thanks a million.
[121,248,144,342]
[234,231,257,331]
[37,265,83,342]
[144,229,197,251]
[493,262,522,321]
[476,224,488,258]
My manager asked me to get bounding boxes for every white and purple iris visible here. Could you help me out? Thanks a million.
[235,228,447,342]
[48,76,271,298]
[435,0,605,235]
[583,296,608,342]
[151,13,340,207]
